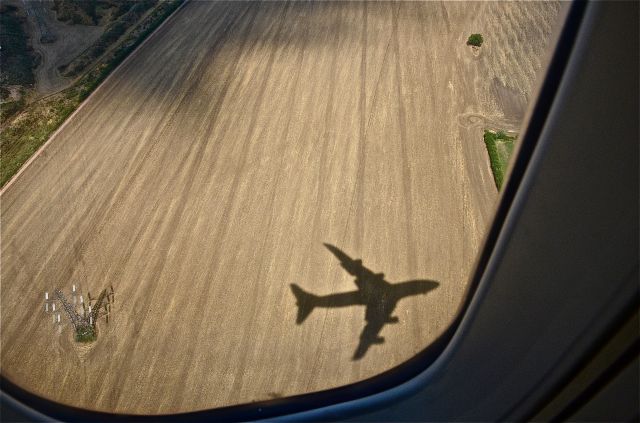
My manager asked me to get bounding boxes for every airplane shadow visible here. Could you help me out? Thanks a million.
[291,243,439,360]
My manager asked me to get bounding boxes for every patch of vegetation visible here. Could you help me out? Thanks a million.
[0,97,26,122]
[53,0,144,26]
[0,4,37,88]
[483,130,516,190]
[53,0,99,25]
[467,33,484,47]
[1,0,184,187]
[75,323,97,342]
[59,1,156,78]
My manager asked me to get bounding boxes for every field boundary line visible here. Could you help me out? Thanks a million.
[0,0,190,197]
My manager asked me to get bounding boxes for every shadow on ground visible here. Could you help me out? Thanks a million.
[291,243,439,360]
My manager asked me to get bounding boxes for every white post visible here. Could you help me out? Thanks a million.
[52,303,56,311]
[89,316,93,325]
[57,314,61,323]
[72,284,76,292]
[45,292,49,300]
[80,295,83,304]
[45,303,49,312]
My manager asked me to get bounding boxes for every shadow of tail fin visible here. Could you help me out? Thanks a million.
[290,284,317,324]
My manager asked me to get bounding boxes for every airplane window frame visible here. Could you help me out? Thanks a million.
[0,1,605,421]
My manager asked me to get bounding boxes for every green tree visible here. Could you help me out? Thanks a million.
[467,33,484,47]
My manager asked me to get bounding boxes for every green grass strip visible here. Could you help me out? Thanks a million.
[0,0,184,188]
[483,129,517,190]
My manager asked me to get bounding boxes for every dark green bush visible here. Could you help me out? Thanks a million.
[75,324,97,342]
[467,33,484,47]
[0,98,25,121]
[53,0,97,25]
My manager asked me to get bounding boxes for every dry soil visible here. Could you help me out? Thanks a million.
[1,1,561,414]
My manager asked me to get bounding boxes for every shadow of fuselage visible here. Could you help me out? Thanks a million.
[291,244,439,360]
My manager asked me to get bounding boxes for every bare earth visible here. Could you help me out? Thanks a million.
[1,1,561,414]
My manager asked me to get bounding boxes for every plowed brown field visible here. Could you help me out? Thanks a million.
[1,1,562,414]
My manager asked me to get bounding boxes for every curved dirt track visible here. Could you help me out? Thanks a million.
[20,0,104,95]
[1,1,561,414]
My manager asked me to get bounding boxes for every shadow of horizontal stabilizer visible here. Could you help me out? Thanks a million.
[291,283,317,324]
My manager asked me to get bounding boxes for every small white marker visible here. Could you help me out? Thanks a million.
[45,292,49,300]
[52,303,56,311]
[80,295,83,304]
[57,314,61,323]
[89,306,92,313]
[89,316,93,325]
[45,303,49,312]
[72,284,76,292]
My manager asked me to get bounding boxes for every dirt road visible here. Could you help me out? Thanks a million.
[1,1,561,414]
[19,0,102,95]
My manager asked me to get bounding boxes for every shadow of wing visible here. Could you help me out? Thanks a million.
[323,243,384,291]
[352,318,386,360]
